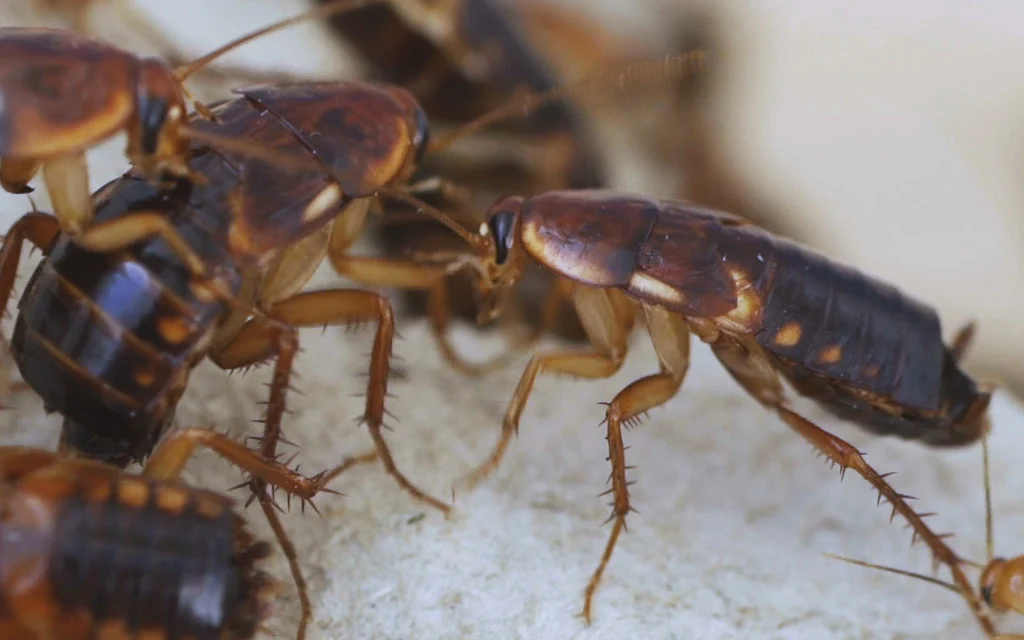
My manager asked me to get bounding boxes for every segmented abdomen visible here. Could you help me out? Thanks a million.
[49,476,269,640]
[749,234,944,411]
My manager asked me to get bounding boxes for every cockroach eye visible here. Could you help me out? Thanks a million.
[488,210,517,265]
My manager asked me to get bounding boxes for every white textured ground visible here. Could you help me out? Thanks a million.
[2,2,1024,640]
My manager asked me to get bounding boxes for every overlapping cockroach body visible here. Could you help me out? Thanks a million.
[0,427,337,640]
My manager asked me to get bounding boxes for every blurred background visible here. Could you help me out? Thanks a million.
[3,0,1023,399]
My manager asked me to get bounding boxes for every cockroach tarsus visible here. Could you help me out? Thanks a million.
[427,188,995,627]
[0,426,347,640]
[827,433,1024,639]
[0,0,377,236]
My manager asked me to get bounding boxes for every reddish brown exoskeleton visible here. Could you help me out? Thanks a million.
[827,430,1024,639]
[0,81,468,520]
[426,189,997,631]
[0,0,378,235]
[0,426,341,640]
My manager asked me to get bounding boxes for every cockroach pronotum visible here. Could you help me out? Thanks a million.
[826,434,1024,639]
[421,188,997,632]
[0,0,376,235]
[0,426,339,640]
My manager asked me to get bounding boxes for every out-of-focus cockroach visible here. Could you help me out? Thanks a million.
[826,433,1024,639]
[0,426,341,640]
[424,188,996,628]
[0,0,377,235]
[315,0,609,342]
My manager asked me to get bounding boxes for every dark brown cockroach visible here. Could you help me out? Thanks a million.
[424,188,996,627]
[315,0,609,342]
[826,432,1024,639]
[0,0,375,235]
[0,426,339,640]
[0,80,473,518]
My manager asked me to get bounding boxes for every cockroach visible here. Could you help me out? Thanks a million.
[0,426,340,640]
[0,0,376,235]
[427,188,997,628]
[826,433,1024,639]
[0,80,464,518]
[315,0,608,342]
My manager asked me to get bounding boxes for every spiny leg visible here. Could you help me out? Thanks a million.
[210,289,451,515]
[458,285,634,492]
[142,426,331,501]
[708,336,998,638]
[0,213,62,314]
[582,304,691,624]
[255,486,311,640]
[71,211,207,276]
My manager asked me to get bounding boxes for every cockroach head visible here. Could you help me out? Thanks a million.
[128,58,189,180]
[980,556,1024,615]
[469,196,526,324]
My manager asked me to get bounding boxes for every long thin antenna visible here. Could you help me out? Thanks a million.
[428,49,710,154]
[823,553,963,595]
[376,187,487,251]
[173,0,383,81]
[983,433,995,564]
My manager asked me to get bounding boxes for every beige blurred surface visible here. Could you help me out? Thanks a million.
[1,2,1023,639]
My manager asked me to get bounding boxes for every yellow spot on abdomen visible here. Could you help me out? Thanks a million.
[154,485,190,514]
[157,315,192,344]
[116,478,151,509]
[773,322,803,347]
[817,345,843,364]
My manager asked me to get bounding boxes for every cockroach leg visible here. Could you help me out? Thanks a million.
[142,426,330,500]
[70,211,208,276]
[707,336,993,634]
[42,153,93,233]
[210,289,451,515]
[0,213,62,313]
[0,158,41,195]
[459,285,632,493]
[582,303,691,623]
[255,488,311,640]
[328,204,515,375]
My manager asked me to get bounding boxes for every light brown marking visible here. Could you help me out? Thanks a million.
[157,315,192,345]
[96,617,132,640]
[716,269,763,333]
[82,480,114,503]
[628,272,684,307]
[132,367,157,389]
[818,345,843,364]
[773,321,803,347]
[116,478,150,509]
[863,365,880,378]
[194,494,226,520]
[301,184,343,223]
[154,485,189,514]
[137,627,168,640]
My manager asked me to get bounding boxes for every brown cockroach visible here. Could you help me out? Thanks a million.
[0,0,376,235]
[422,188,997,630]
[0,426,341,640]
[826,433,1024,639]
[1,81,459,518]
